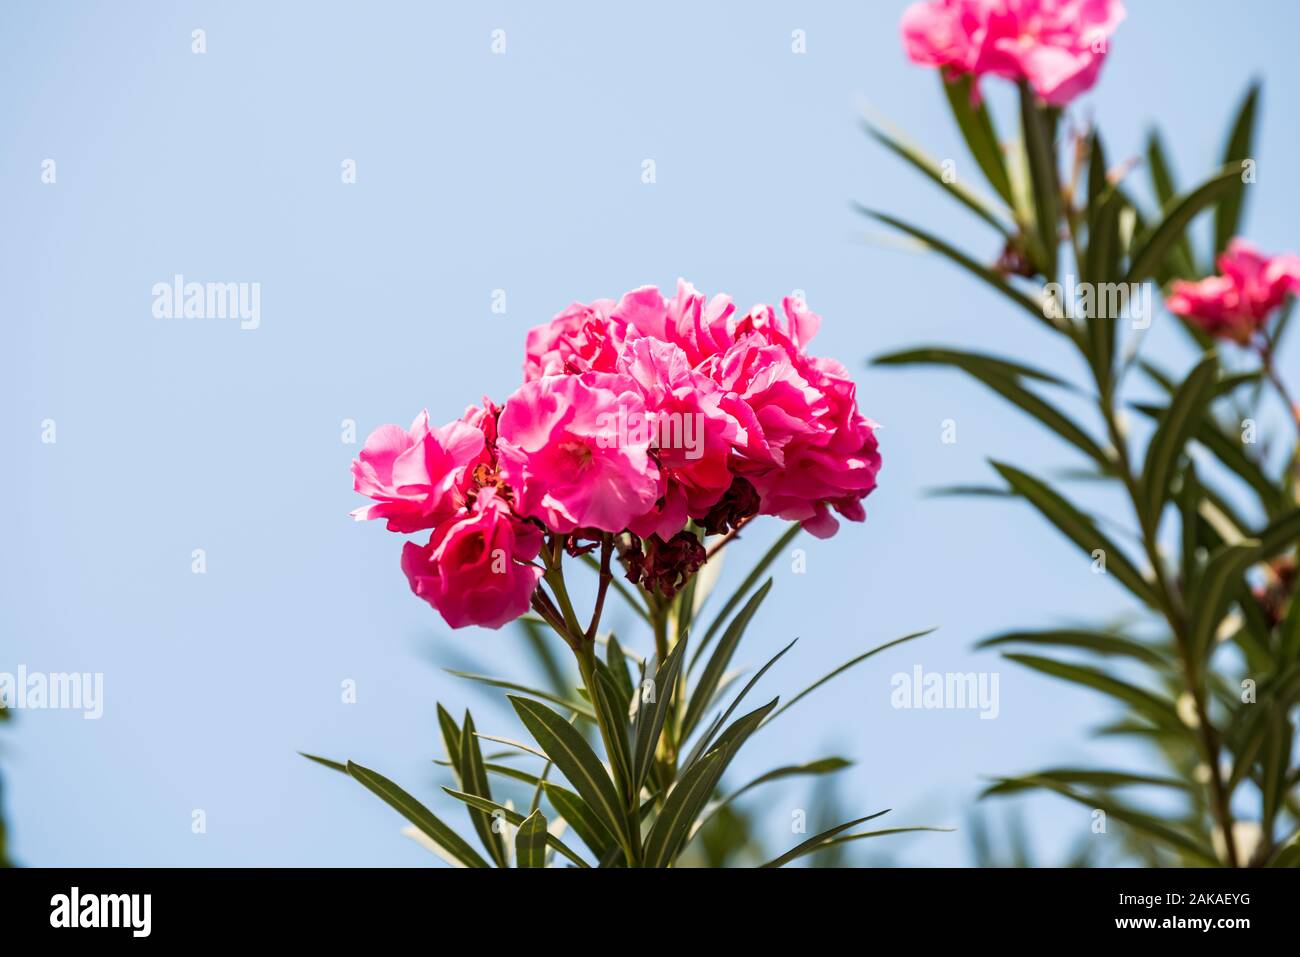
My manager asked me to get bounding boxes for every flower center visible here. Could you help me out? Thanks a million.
[558,438,594,472]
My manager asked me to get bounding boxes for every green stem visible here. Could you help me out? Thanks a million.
[1095,377,1239,867]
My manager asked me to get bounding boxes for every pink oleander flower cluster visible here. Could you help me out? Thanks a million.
[1165,240,1300,345]
[901,0,1126,106]
[351,281,882,630]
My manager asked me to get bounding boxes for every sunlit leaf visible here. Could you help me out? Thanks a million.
[346,761,489,869]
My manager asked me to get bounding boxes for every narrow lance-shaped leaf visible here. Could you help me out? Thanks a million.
[1139,353,1219,533]
[682,578,773,737]
[873,348,1111,468]
[1125,166,1242,285]
[1214,81,1259,256]
[1144,131,1197,278]
[508,696,633,858]
[693,524,799,670]
[644,698,779,867]
[299,752,348,774]
[459,711,508,867]
[941,72,1015,207]
[444,669,595,721]
[765,629,933,725]
[682,637,797,769]
[436,704,462,781]
[982,776,1217,864]
[588,662,634,806]
[1003,654,1184,733]
[761,810,891,868]
[441,788,588,868]
[631,632,687,796]
[1190,540,1261,663]
[861,113,1012,236]
[992,462,1161,609]
[982,768,1189,795]
[543,782,614,861]
[605,635,634,703]
[856,206,1056,331]
[1019,82,1060,279]
[976,629,1169,667]
[514,809,549,868]
[345,761,489,869]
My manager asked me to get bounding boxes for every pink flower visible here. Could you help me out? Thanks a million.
[351,412,486,533]
[617,336,744,539]
[614,280,738,368]
[716,297,881,538]
[496,373,662,534]
[401,488,543,630]
[523,298,623,380]
[1166,240,1300,344]
[902,0,1125,106]
[750,355,882,539]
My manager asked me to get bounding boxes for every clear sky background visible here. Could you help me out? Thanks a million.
[3,1,1297,866]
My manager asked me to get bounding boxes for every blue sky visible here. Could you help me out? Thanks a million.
[2,1,1297,866]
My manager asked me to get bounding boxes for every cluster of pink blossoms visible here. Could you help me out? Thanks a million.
[351,281,881,630]
[1166,240,1300,345]
[901,0,1126,105]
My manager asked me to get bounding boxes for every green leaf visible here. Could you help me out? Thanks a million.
[1019,83,1060,279]
[873,346,1070,386]
[856,206,1055,331]
[760,810,891,868]
[1190,540,1262,662]
[441,788,588,868]
[1257,507,1300,559]
[642,750,727,867]
[543,782,615,860]
[765,629,934,725]
[605,635,634,703]
[299,752,348,774]
[1214,81,1259,256]
[682,637,797,768]
[812,826,955,857]
[436,704,462,781]
[1125,166,1242,285]
[862,114,1012,236]
[588,662,634,805]
[1138,401,1287,518]
[1144,131,1197,277]
[983,776,1217,864]
[435,759,541,788]
[1082,134,1122,386]
[444,669,595,721]
[693,524,800,671]
[1139,353,1219,531]
[1003,654,1183,732]
[874,347,1110,468]
[981,768,1188,795]
[632,632,687,796]
[722,758,853,807]
[976,629,1168,667]
[509,696,632,858]
[941,72,1015,207]
[682,578,773,737]
[459,711,508,867]
[472,733,549,763]
[514,809,549,868]
[345,761,489,868]
[646,698,780,866]
[992,462,1161,609]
